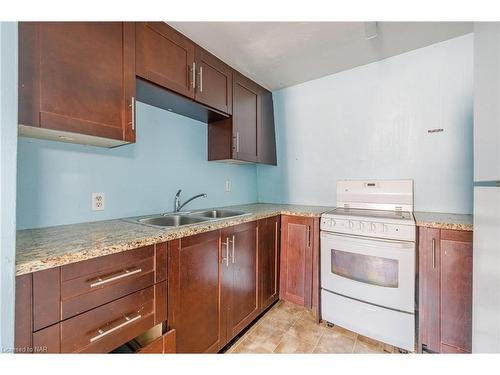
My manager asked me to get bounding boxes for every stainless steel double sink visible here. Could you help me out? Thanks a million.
[133,209,250,228]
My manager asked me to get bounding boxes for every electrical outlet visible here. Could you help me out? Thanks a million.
[92,192,105,211]
[225,180,231,192]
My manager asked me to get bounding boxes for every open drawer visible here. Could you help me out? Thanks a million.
[112,326,176,354]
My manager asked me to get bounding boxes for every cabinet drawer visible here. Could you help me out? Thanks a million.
[61,286,155,353]
[60,245,156,319]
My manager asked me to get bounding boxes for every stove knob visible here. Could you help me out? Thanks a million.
[383,224,389,233]
[331,219,336,227]
[371,223,376,232]
[360,222,365,231]
[348,220,354,230]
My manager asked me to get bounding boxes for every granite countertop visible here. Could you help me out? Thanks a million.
[414,211,473,231]
[16,203,334,276]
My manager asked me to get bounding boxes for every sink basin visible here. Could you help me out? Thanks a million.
[188,209,248,219]
[138,215,209,227]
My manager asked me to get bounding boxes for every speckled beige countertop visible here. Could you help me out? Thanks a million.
[414,211,473,231]
[16,203,334,276]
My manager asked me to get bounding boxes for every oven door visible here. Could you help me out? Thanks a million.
[320,231,415,313]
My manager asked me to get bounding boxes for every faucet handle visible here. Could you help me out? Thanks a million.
[175,189,182,197]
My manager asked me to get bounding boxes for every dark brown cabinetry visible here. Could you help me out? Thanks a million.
[221,222,259,341]
[280,215,320,313]
[167,231,224,353]
[136,22,196,99]
[15,243,168,353]
[208,72,277,165]
[419,227,473,353]
[195,48,233,114]
[19,22,136,147]
[258,216,280,311]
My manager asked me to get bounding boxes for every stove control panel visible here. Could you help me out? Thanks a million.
[320,216,415,242]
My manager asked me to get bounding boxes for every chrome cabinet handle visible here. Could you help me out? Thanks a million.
[90,313,142,343]
[236,132,240,153]
[129,97,136,131]
[192,62,196,89]
[432,239,436,269]
[89,268,142,288]
[307,226,311,247]
[222,238,230,267]
[199,66,203,92]
[231,235,235,264]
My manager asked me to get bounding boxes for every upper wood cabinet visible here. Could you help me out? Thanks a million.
[419,227,473,354]
[208,72,277,164]
[136,22,196,99]
[18,22,136,147]
[136,23,232,115]
[195,47,232,114]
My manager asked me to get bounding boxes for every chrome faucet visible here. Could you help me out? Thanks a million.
[174,189,207,212]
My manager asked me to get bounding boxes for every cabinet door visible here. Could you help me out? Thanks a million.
[195,48,232,114]
[232,72,260,162]
[19,22,136,143]
[440,230,473,353]
[418,227,441,352]
[136,22,195,99]
[222,222,258,341]
[280,215,314,308]
[167,231,224,353]
[258,89,277,165]
[258,216,280,311]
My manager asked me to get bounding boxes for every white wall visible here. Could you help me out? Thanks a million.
[257,34,473,214]
[0,22,17,352]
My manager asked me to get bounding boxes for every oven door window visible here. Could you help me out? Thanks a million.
[331,249,398,288]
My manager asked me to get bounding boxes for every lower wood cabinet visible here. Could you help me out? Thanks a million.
[419,227,473,353]
[167,217,279,353]
[279,215,320,313]
[14,243,168,354]
[258,215,280,311]
[221,221,259,342]
[167,230,223,353]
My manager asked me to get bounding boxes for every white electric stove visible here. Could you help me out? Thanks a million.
[320,180,416,352]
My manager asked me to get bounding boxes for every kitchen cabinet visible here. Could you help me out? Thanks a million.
[221,222,259,341]
[136,23,232,116]
[279,215,319,311]
[167,231,224,353]
[419,227,473,353]
[208,72,277,165]
[14,243,168,354]
[136,22,196,99]
[195,47,233,114]
[18,22,136,147]
[258,215,280,312]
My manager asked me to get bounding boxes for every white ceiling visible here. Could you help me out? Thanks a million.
[169,22,473,91]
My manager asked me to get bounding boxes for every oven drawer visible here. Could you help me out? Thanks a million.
[60,245,157,319]
[61,286,155,353]
[321,290,415,351]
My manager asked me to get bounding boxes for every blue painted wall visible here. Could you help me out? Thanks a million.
[17,101,258,229]
[0,22,17,352]
[257,34,474,214]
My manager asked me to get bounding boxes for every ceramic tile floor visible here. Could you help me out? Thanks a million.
[225,300,401,354]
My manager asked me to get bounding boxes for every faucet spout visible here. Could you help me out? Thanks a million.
[174,191,207,212]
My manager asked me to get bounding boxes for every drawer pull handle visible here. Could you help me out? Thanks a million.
[89,268,142,288]
[90,313,142,343]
